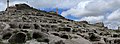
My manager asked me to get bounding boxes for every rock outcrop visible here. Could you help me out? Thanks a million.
[0,3,119,44]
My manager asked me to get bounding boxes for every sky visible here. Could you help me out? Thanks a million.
[0,0,120,29]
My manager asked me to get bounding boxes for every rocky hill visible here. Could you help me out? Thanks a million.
[0,4,120,44]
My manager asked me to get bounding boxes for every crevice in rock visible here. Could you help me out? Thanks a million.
[51,33,59,36]
[34,24,40,29]
[8,32,27,43]
[2,33,12,39]
[55,40,65,44]
[9,24,17,28]
[23,24,31,29]
[33,32,42,39]
[60,34,69,39]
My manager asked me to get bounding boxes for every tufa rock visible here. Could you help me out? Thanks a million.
[95,22,104,27]
[8,32,27,43]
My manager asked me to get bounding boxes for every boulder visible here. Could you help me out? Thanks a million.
[8,32,27,43]
[54,40,65,44]
[92,38,106,44]
[0,22,10,30]
[89,33,101,41]
[64,38,92,44]
[2,32,12,39]
[79,21,88,24]
[32,31,48,39]
[15,4,31,10]
[105,38,120,44]
[59,27,72,32]
[60,34,69,39]
[25,39,48,44]
[95,22,104,27]
[112,33,120,37]
[37,38,49,43]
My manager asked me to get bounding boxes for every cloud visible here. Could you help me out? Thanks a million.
[80,16,104,23]
[104,21,120,29]
[0,3,6,11]
[30,0,81,9]
[0,0,120,29]
[0,0,82,10]
[61,0,93,17]
[61,0,120,17]
[61,0,120,29]
[107,9,120,21]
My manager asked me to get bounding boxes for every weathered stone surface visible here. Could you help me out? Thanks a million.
[25,39,48,44]
[111,33,120,37]
[64,38,92,44]
[0,3,120,44]
[0,22,10,30]
[8,32,27,43]
[32,31,48,39]
[94,22,104,27]
[2,32,12,39]
[79,21,88,24]
[89,33,101,41]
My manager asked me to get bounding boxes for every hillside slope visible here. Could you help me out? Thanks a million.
[0,4,119,44]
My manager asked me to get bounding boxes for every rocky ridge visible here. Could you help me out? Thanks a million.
[0,4,119,44]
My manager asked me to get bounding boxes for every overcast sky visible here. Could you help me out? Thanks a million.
[0,0,120,29]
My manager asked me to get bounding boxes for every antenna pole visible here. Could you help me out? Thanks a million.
[6,0,10,15]
[56,8,58,15]
[7,0,9,8]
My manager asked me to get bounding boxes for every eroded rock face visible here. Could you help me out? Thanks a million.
[111,33,120,37]
[104,38,120,44]
[15,4,31,10]
[89,33,101,41]
[8,32,27,43]
[79,21,88,24]
[0,4,120,44]
[37,38,49,43]
[32,31,48,39]
[94,22,104,27]
[0,22,10,30]
[2,32,12,39]
[54,40,65,44]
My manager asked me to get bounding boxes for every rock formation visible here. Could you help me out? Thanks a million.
[0,3,119,44]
